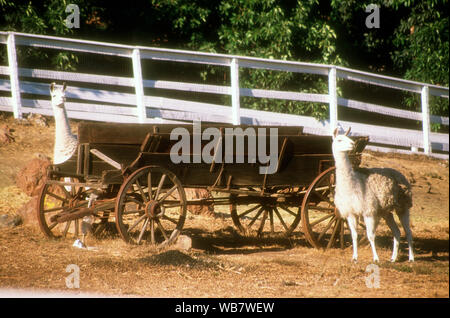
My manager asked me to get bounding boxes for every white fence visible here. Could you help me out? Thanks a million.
[0,31,448,158]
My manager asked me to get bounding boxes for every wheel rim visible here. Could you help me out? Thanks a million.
[301,167,366,249]
[36,178,89,239]
[115,166,187,246]
[230,188,301,237]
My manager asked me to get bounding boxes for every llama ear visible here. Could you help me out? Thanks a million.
[50,82,55,92]
[333,128,339,139]
[344,127,351,136]
[62,82,67,91]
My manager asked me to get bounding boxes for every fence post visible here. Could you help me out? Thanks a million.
[421,85,431,155]
[328,66,338,134]
[230,58,241,125]
[6,32,22,119]
[132,48,147,123]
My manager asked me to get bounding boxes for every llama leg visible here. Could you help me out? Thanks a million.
[347,215,358,262]
[364,216,379,263]
[399,210,414,262]
[383,212,401,262]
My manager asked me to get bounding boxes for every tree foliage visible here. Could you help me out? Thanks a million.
[1,0,448,121]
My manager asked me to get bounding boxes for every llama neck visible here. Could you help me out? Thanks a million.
[334,152,356,188]
[53,105,74,144]
[52,104,77,165]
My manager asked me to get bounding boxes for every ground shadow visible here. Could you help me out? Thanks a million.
[182,226,310,255]
[375,233,449,262]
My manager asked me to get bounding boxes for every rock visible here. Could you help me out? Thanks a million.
[184,188,215,216]
[0,214,22,229]
[16,196,39,227]
[0,125,15,144]
[174,235,192,251]
[15,157,52,197]
[26,113,49,127]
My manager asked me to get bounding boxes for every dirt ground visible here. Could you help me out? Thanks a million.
[0,113,448,298]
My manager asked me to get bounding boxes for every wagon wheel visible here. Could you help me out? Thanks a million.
[229,187,302,237]
[301,167,366,249]
[37,178,89,239]
[115,166,187,246]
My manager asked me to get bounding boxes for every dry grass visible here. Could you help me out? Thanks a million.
[0,113,448,298]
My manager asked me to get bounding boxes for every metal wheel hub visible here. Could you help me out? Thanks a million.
[145,200,161,219]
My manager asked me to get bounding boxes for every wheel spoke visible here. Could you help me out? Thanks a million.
[269,208,275,233]
[161,214,179,225]
[327,219,340,249]
[278,205,298,217]
[257,208,268,236]
[247,206,264,229]
[46,191,68,203]
[156,219,169,240]
[150,219,155,244]
[155,174,167,200]
[238,204,261,218]
[147,171,153,200]
[135,179,148,203]
[157,185,178,203]
[311,190,333,206]
[125,196,144,206]
[127,214,147,233]
[273,207,289,231]
[310,213,334,227]
[62,221,71,237]
[318,215,336,242]
[137,218,149,244]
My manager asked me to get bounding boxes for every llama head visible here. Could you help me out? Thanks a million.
[332,127,355,155]
[50,82,67,109]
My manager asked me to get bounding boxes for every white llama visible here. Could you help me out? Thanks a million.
[332,127,414,262]
[50,82,78,164]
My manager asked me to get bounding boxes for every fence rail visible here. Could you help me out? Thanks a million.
[0,31,448,159]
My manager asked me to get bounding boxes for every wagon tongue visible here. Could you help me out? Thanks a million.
[50,207,95,223]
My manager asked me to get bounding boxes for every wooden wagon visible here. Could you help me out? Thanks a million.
[37,122,368,250]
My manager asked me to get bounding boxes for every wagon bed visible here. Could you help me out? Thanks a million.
[38,122,369,250]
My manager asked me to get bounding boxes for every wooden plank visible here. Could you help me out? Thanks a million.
[238,59,329,76]
[0,65,9,75]
[143,79,230,95]
[336,66,448,95]
[20,98,136,116]
[340,97,448,126]
[18,80,137,106]
[18,67,133,86]
[14,33,132,57]
[90,148,122,170]
[140,49,230,66]
[240,88,328,103]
